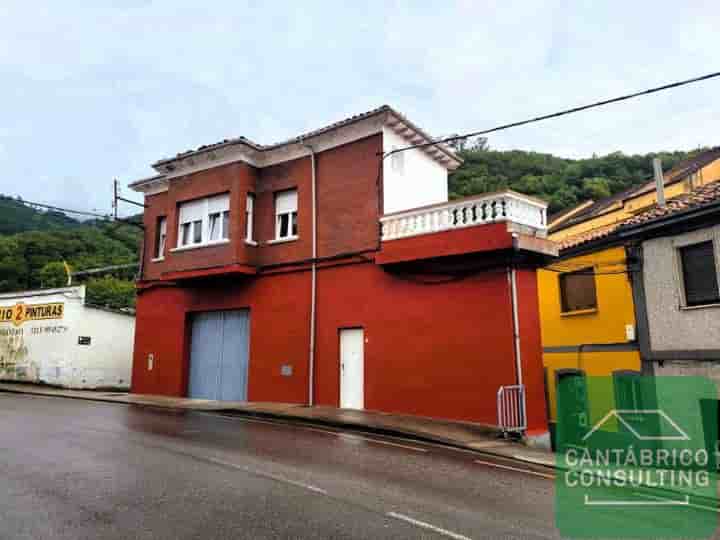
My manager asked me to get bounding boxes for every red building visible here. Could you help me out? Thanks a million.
[129,106,556,442]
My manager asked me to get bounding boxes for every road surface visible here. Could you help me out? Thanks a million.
[0,393,714,539]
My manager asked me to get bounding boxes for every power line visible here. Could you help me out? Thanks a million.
[18,198,112,219]
[384,71,720,157]
[8,196,144,229]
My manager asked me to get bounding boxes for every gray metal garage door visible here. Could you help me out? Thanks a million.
[188,310,250,402]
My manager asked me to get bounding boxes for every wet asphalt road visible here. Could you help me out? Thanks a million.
[1,392,703,540]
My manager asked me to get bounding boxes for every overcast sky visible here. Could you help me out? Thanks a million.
[1,1,719,216]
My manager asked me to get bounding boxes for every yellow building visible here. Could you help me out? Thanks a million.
[539,147,720,432]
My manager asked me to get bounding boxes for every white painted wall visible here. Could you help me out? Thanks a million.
[0,286,134,390]
[382,127,449,214]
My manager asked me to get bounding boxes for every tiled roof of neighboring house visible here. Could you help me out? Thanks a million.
[550,146,720,234]
[559,178,720,251]
[154,105,461,167]
[548,199,594,227]
[559,223,623,250]
[620,178,720,228]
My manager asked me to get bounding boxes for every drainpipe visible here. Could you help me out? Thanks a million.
[509,234,527,426]
[508,266,524,387]
[304,143,318,407]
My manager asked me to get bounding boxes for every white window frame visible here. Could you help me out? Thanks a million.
[390,145,405,175]
[273,189,298,242]
[245,193,256,245]
[153,216,167,261]
[672,231,720,309]
[173,194,231,252]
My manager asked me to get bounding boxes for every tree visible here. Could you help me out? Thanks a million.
[38,262,69,288]
[86,277,136,310]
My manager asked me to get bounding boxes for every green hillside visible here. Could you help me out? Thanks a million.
[0,195,81,234]
[448,142,702,214]
[0,196,141,309]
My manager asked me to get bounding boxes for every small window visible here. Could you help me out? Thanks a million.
[275,189,298,240]
[245,194,255,242]
[391,146,404,174]
[679,241,720,306]
[559,268,597,313]
[155,216,167,259]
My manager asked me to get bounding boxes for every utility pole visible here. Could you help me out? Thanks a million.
[113,179,119,219]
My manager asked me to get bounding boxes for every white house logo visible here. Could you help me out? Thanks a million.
[563,409,705,508]
[556,376,717,538]
[582,409,690,442]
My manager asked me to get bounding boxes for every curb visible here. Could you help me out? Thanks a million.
[0,385,551,472]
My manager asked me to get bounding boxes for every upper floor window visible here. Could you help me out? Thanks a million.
[275,189,298,240]
[177,193,230,249]
[390,146,404,174]
[559,268,597,313]
[154,216,167,259]
[246,193,255,243]
[679,241,719,306]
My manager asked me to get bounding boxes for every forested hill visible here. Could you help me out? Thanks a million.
[0,195,81,234]
[447,144,703,214]
[0,195,141,308]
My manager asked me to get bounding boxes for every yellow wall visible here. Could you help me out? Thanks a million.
[538,246,641,421]
[550,159,720,242]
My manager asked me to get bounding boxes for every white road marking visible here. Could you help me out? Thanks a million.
[204,456,328,494]
[474,459,555,479]
[337,433,428,452]
[387,512,473,540]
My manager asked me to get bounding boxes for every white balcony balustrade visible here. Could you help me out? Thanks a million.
[380,190,547,241]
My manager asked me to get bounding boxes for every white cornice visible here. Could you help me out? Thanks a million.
[130,107,462,193]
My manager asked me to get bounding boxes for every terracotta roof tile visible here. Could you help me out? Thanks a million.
[620,178,720,227]
[559,178,720,251]
[154,105,461,167]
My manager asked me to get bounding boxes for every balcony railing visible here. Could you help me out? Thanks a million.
[380,191,547,241]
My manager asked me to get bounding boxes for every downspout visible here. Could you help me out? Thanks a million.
[509,234,526,427]
[304,143,318,407]
[509,267,524,387]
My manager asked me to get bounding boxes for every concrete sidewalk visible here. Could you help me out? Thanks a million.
[0,382,554,468]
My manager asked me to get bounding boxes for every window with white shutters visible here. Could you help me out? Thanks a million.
[176,194,230,248]
[155,216,167,259]
[246,194,255,242]
[275,189,298,240]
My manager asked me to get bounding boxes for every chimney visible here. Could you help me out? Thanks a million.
[652,158,666,208]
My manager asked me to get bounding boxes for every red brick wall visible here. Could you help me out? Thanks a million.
[140,134,381,279]
[142,161,258,280]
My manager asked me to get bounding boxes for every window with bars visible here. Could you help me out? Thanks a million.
[679,241,720,306]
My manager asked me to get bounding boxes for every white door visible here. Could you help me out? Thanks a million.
[340,328,364,409]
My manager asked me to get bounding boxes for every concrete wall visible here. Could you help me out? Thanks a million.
[132,258,548,432]
[382,127,448,214]
[642,224,720,352]
[0,286,134,390]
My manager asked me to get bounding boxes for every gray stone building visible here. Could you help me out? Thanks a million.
[620,179,720,382]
